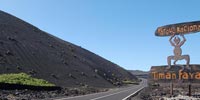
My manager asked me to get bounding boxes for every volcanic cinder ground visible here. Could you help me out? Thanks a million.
[0,10,137,88]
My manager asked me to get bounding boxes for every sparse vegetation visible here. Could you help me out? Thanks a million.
[5,50,13,56]
[68,73,76,79]
[74,69,78,72]
[68,73,73,77]
[68,45,75,52]
[63,61,68,65]
[33,27,39,33]
[81,72,86,76]
[112,73,115,76]
[28,69,37,75]
[71,48,75,52]
[49,44,54,48]
[51,74,58,79]
[94,69,98,73]
[5,67,10,71]
[16,57,20,60]
[73,54,77,58]
[150,83,160,87]
[0,41,4,45]
[93,74,98,78]
[16,65,22,70]
[31,52,36,55]
[0,73,55,86]
[103,73,106,76]
[7,37,17,42]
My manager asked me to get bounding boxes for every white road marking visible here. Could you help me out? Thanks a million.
[122,87,144,100]
[90,86,139,100]
[54,88,119,100]
[55,79,147,100]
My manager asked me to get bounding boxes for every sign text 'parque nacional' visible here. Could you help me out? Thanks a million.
[155,21,200,36]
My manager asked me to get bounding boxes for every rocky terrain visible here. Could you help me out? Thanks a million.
[0,87,108,100]
[0,10,137,88]
[131,83,200,100]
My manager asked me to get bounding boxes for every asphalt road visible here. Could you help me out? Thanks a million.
[55,79,147,100]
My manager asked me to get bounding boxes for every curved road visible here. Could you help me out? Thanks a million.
[55,79,147,100]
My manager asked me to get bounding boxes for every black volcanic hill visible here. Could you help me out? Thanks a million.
[0,11,137,88]
[129,70,149,79]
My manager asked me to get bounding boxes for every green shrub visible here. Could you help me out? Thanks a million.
[0,73,55,86]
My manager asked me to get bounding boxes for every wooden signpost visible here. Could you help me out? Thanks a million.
[155,21,200,36]
[151,21,200,97]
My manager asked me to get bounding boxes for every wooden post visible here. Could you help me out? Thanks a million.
[170,82,173,96]
[188,83,191,96]
[188,67,192,97]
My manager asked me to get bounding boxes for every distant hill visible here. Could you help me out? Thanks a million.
[129,70,149,79]
[0,10,137,88]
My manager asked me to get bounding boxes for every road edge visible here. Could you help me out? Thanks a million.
[122,87,144,100]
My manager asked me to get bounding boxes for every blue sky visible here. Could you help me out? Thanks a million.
[0,0,200,71]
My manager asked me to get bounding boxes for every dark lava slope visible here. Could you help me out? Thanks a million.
[0,11,137,87]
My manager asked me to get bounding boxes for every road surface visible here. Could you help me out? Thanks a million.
[55,79,147,100]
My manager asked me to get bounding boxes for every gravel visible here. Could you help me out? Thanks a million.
[0,87,108,100]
